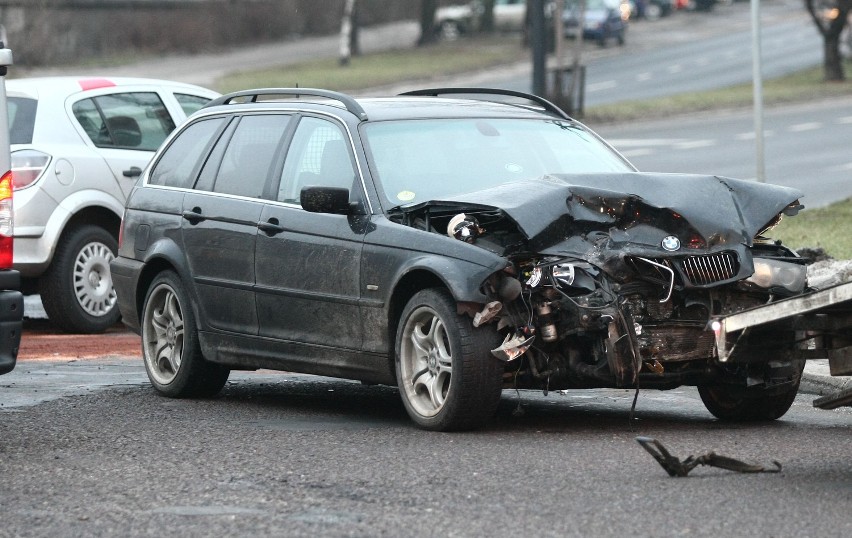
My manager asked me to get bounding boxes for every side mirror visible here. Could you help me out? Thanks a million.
[300,186,352,215]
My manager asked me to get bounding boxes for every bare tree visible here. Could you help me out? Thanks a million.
[339,0,360,66]
[418,0,439,45]
[805,0,851,81]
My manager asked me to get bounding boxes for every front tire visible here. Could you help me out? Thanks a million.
[39,224,120,333]
[141,271,229,398]
[395,288,503,431]
[698,361,804,421]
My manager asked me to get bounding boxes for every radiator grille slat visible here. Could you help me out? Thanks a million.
[678,252,738,286]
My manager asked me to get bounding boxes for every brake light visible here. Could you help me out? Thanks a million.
[0,170,13,268]
[11,149,50,190]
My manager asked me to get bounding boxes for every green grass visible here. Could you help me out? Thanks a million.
[215,36,528,93]
[773,197,852,260]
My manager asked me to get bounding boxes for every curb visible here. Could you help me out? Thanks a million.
[800,360,852,397]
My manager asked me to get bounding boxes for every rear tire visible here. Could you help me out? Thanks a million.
[395,288,503,431]
[39,224,120,333]
[698,361,804,421]
[141,270,229,398]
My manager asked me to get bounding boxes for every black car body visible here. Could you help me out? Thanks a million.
[111,88,807,430]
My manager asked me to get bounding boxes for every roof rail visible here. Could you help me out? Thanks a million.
[400,88,572,121]
[205,88,368,121]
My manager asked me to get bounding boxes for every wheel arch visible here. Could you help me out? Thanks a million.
[134,239,202,330]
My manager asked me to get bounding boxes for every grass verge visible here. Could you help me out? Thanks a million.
[584,58,852,124]
[774,197,852,260]
[215,36,528,94]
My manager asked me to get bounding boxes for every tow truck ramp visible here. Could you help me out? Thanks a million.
[710,280,852,410]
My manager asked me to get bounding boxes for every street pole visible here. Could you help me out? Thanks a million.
[751,0,766,182]
[530,0,546,96]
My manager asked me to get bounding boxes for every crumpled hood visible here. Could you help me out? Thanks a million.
[402,173,803,254]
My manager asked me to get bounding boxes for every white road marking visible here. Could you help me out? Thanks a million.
[619,148,655,158]
[788,122,822,132]
[837,116,852,124]
[587,80,617,92]
[607,138,688,147]
[674,139,717,149]
[826,162,852,172]
[735,130,775,140]
[636,72,652,82]
[667,64,683,74]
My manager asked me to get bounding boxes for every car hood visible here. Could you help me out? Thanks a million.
[399,173,803,257]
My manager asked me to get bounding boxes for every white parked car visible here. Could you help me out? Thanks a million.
[7,76,219,333]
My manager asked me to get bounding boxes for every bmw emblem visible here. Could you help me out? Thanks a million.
[661,236,681,251]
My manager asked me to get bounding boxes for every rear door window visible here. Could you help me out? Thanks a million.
[71,92,176,151]
[148,117,226,189]
[206,114,291,199]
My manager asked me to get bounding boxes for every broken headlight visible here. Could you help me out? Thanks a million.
[746,258,807,294]
[548,261,597,295]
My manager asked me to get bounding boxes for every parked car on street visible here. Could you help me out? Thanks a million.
[435,0,527,38]
[112,87,809,431]
[8,76,218,333]
[563,0,628,46]
[0,34,22,375]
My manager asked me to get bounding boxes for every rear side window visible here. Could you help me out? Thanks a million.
[175,93,212,116]
[71,92,176,151]
[7,97,37,144]
[148,117,226,189]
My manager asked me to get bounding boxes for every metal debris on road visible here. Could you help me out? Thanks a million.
[635,436,782,477]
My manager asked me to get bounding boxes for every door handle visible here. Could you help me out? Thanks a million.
[122,166,142,178]
[257,218,285,236]
[182,208,205,224]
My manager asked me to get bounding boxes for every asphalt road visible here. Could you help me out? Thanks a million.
[0,371,849,536]
[595,96,852,208]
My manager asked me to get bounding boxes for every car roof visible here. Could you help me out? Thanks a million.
[6,76,217,100]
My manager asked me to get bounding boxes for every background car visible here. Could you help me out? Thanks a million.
[8,76,219,333]
[563,0,628,46]
[0,31,22,375]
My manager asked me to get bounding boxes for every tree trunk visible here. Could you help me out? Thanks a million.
[480,0,496,33]
[339,0,358,66]
[804,0,850,81]
[418,0,439,46]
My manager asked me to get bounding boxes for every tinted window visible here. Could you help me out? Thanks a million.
[175,93,212,116]
[278,117,355,204]
[211,114,290,198]
[7,97,36,144]
[148,117,225,188]
[72,92,176,151]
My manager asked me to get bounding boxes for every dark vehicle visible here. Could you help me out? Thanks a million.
[111,88,808,431]
[0,34,23,375]
[563,0,627,46]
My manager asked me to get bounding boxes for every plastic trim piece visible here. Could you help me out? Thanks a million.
[205,88,368,121]
[399,87,573,120]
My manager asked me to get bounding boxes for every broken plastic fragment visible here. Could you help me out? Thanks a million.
[636,437,782,477]
[491,332,535,362]
[473,301,502,327]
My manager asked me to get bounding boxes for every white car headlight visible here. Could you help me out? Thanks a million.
[747,258,807,293]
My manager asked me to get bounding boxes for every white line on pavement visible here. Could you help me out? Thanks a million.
[587,80,617,92]
[788,122,822,132]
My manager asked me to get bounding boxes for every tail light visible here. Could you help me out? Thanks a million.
[0,170,13,268]
[11,149,50,190]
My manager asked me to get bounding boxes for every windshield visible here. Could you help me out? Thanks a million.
[362,118,634,208]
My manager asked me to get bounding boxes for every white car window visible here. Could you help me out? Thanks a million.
[71,92,176,151]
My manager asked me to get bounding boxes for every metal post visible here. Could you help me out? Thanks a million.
[751,0,765,182]
[530,0,546,96]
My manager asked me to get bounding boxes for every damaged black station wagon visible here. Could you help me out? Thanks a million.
[111,88,809,431]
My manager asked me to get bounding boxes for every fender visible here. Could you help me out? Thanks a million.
[14,188,124,272]
[391,252,506,305]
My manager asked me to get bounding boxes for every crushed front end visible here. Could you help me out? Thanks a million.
[395,173,808,396]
